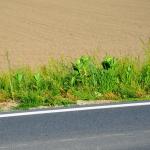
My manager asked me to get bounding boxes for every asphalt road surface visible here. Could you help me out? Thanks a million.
[0,102,150,150]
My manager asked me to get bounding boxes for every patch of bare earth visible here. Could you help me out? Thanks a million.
[0,0,150,70]
[77,100,118,106]
[0,101,18,111]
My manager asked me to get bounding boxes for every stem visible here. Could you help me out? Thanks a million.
[5,51,14,100]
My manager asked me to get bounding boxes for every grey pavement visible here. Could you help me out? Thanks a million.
[0,104,150,150]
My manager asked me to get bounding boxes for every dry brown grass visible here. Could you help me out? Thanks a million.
[77,100,117,106]
[0,101,18,111]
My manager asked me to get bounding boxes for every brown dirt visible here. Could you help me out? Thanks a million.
[0,0,150,70]
[0,101,18,111]
[77,100,117,105]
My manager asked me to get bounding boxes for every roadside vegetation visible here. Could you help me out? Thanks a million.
[0,41,150,110]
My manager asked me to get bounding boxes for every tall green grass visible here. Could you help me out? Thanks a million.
[0,43,150,109]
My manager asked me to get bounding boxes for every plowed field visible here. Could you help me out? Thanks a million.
[0,0,150,69]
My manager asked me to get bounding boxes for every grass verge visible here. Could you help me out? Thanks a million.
[0,42,150,111]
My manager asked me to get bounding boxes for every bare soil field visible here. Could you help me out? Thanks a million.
[0,0,150,70]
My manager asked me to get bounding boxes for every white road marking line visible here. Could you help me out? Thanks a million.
[0,101,150,118]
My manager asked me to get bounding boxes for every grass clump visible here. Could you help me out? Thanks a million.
[0,43,150,110]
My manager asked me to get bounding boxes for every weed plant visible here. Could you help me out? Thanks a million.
[0,43,150,109]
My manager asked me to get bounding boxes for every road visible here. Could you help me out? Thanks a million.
[0,0,150,70]
[0,102,150,150]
